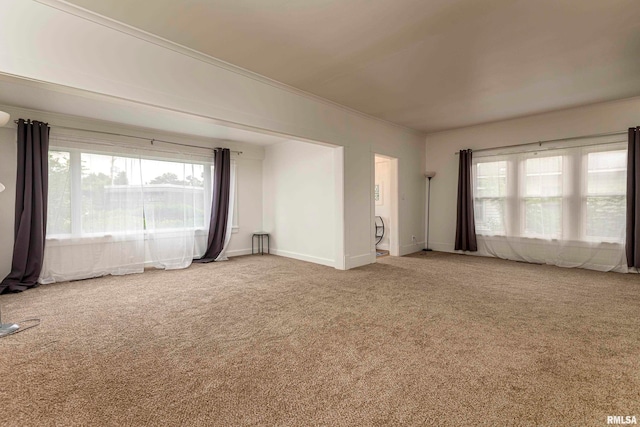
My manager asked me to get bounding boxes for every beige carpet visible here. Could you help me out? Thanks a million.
[1,252,639,426]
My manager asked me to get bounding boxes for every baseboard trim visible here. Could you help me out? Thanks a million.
[270,249,335,268]
[225,248,253,257]
[400,241,425,256]
[428,242,456,253]
[345,252,374,269]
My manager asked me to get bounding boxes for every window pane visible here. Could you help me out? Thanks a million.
[81,153,144,234]
[525,156,562,197]
[524,197,562,237]
[476,161,507,197]
[475,161,507,235]
[142,159,206,230]
[48,151,72,235]
[586,196,625,241]
[585,150,626,241]
[474,198,505,234]
[587,150,626,196]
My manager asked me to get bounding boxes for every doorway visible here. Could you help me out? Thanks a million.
[373,154,399,259]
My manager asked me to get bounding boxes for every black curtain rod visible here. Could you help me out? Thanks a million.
[454,130,627,155]
[13,119,243,155]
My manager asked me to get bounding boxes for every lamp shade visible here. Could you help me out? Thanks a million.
[425,171,436,178]
[0,111,9,127]
[0,183,4,193]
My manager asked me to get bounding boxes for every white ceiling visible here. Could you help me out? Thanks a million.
[64,0,640,133]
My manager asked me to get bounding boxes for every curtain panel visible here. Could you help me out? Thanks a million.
[1,120,50,293]
[627,127,640,268]
[196,148,232,263]
[455,149,478,251]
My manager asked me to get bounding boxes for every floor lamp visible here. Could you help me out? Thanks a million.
[423,171,436,251]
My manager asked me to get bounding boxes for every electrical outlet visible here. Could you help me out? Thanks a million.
[411,235,416,242]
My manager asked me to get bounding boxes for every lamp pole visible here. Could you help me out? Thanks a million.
[423,172,436,251]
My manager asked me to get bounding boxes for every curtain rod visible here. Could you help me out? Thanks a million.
[454,130,627,155]
[13,120,243,155]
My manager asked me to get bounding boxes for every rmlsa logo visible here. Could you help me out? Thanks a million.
[607,415,637,425]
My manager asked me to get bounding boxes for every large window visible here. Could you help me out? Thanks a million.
[42,144,214,283]
[42,137,239,283]
[47,149,212,238]
[473,144,627,244]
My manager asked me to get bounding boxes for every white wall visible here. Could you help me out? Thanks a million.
[425,96,640,252]
[0,106,265,279]
[0,127,17,278]
[263,141,337,267]
[0,0,426,270]
[374,156,391,250]
[228,156,263,257]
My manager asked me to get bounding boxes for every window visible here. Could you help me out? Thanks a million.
[48,151,72,235]
[523,156,562,238]
[474,160,507,235]
[140,158,206,231]
[42,136,239,284]
[473,144,626,243]
[47,149,212,238]
[585,150,626,241]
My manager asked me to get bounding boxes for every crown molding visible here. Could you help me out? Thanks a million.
[0,71,301,140]
[33,0,425,137]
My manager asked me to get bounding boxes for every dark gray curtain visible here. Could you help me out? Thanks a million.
[195,148,231,263]
[1,120,50,293]
[455,149,477,251]
[626,127,640,267]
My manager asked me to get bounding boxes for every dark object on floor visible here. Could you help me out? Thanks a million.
[252,232,270,255]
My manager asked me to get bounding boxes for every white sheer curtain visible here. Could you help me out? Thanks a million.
[40,136,218,283]
[142,158,209,270]
[473,141,628,272]
[40,152,146,283]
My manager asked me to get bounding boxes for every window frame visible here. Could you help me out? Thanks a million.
[580,145,627,243]
[519,153,564,239]
[47,145,216,240]
[472,143,627,244]
[473,157,509,236]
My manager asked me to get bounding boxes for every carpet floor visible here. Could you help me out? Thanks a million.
[1,251,639,426]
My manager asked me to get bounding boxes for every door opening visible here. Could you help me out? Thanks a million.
[373,154,399,259]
